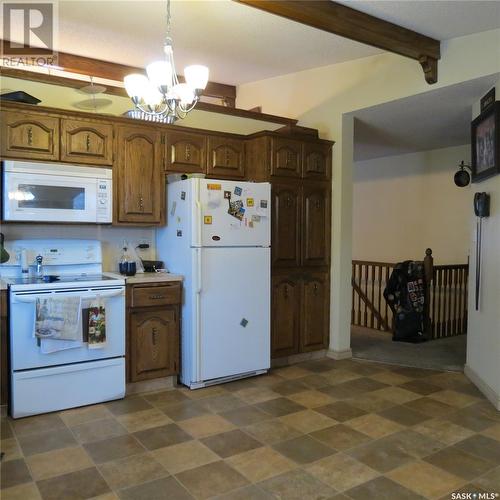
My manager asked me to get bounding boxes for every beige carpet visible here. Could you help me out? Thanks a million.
[351,326,466,372]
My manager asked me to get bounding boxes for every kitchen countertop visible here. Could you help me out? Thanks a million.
[104,272,183,285]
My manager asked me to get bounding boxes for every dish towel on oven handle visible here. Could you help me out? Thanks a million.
[88,294,106,349]
[35,296,84,353]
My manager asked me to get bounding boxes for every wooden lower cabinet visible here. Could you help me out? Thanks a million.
[271,271,329,358]
[127,283,180,382]
[271,274,301,358]
[300,272,330,352]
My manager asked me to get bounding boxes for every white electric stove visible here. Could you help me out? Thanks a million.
[1,239,126,418]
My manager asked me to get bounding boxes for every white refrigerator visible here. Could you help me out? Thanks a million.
[157,178,271,388]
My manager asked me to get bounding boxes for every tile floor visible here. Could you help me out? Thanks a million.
[1,358,500,500]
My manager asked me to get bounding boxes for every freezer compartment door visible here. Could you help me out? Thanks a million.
[198,247,270,382]
[11,358,125,418]
[195,179,270,247]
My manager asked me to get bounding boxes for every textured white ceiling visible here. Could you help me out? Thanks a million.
[55,0,500,85]
[337,0,500,40]
[56,0,380,85]
[353,74,499,161]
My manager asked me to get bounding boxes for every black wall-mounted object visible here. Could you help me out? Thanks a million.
[474,192,490,217]
[474,192,490,311]
[454,161,471,187]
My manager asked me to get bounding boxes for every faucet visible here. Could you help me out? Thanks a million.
[35,255,44,279]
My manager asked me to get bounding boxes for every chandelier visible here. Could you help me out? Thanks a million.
[123,0,209,124]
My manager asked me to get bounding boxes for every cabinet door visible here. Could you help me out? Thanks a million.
[130,307,179,382]
[272,183,301,267]
[61,119,113,165]
[271,274,300,358]
[116,125,163,224]
[165,131,206,173]
[301,272,330,352]
[303,142,331,180]
[302,184,331,267]
[271,137,302,178]
[0,111,59,160]
[207,136,245,178]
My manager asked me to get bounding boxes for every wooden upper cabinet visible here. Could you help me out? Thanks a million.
[300,272,330,352]
[61,119,113,165]
[207,136,245,178]
[272,183,301,268]
[129,307,179,382]
[1,111,59,160]
[302,184,331,267]
[116,125,163,224]
[271,137,302,178]
[303,142,331,180]
[165,130,206,173]
[271,274,300,358]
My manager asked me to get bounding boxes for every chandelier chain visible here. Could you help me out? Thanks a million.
[166,0,172,43]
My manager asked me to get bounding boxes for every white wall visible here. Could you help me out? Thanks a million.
[465,79,500,409]
[237,28,500,357]
[0,224,155,273]
[353,145,471,264]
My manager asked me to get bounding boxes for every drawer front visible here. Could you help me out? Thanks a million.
[130,283,182,308]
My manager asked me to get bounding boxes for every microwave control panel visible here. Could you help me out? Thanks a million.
[96,179,112,222]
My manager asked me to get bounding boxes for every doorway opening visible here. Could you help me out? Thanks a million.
[349,74,499,371]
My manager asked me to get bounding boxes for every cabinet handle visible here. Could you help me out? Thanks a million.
[225,148,230,166]
[151,327,158,345]
[313,283,318,294]
[138,197,144,210]
[86,134,91,152]
[286,196,292,208]
[286,151,292,166]
[316,199,321,209]
[149,294,165,300]
[27,127,33,146]
[185,144,191,161]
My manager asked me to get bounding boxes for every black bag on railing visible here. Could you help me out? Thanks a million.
[383,261,427,343]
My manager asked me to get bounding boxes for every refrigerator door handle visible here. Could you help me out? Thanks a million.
[194,247,202,382]
[195,248,202,294]
[194,178,202,247]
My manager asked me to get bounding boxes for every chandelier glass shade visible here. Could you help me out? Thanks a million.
[124,0,209,123]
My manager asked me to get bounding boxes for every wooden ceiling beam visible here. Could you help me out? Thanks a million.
[1,45,236,104]
[234,0,441,84]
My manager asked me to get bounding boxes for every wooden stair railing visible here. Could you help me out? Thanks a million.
[352,249,469,339]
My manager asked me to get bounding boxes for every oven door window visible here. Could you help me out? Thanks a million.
[16,184,85,210]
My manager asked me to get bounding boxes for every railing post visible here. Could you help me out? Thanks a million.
[423,248,434,338]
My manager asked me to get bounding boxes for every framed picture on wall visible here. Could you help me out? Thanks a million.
[471,101,500,183]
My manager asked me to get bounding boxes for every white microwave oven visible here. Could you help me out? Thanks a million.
[2,161,112,223]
